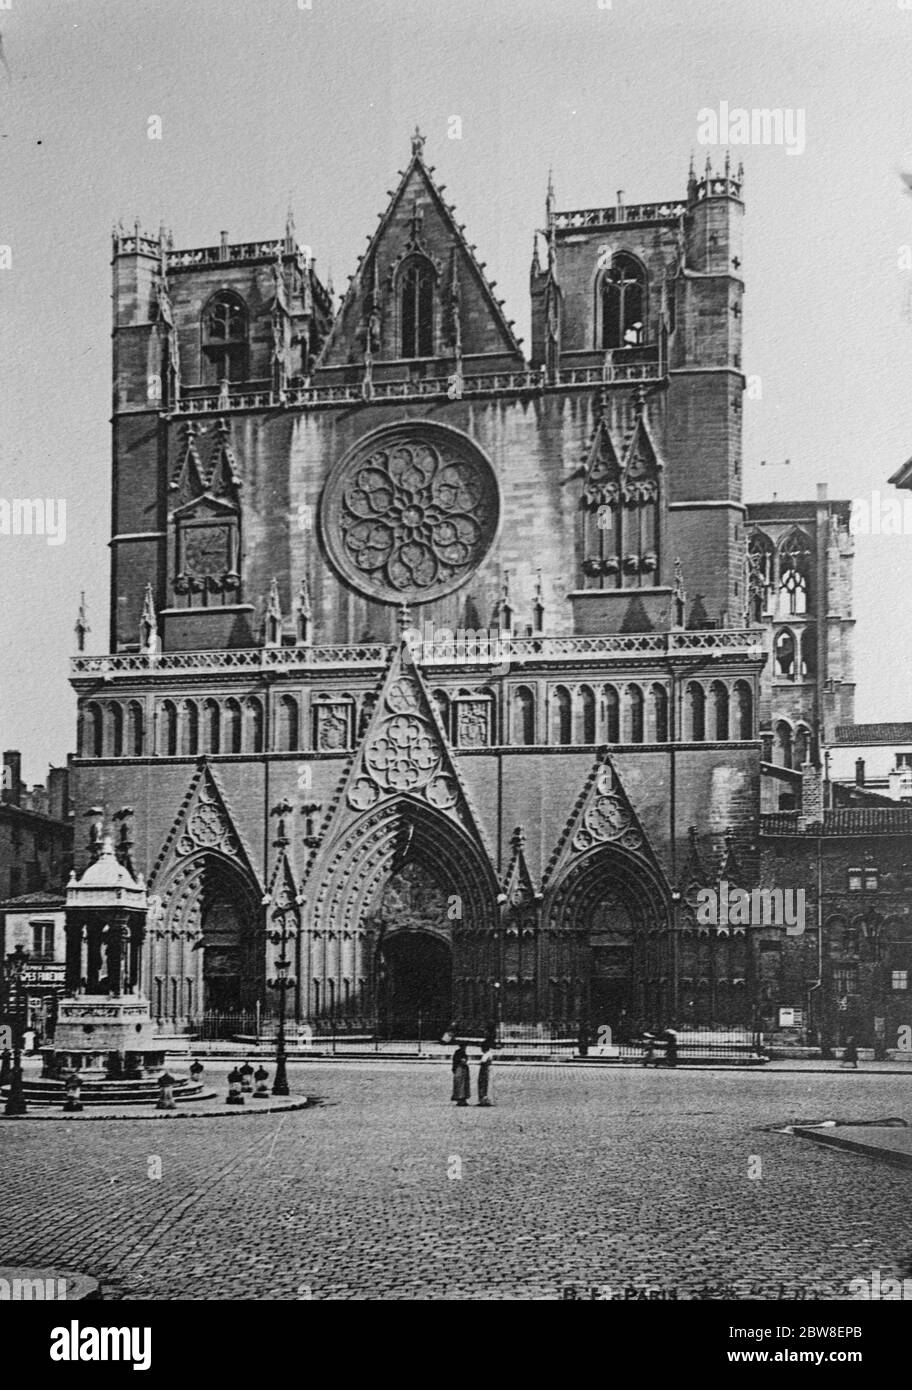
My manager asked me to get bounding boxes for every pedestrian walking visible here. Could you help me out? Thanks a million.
[841,1036,859,1069]
[451,1042,470,1106]
[477,1035,495,1107]
[663,1027,679,1068]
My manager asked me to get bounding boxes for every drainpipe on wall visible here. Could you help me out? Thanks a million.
[806,828,827,1054]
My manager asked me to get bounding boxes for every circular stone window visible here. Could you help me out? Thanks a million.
[320,422,499,603]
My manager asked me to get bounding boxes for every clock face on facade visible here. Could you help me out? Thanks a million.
[183,525,229,578]
[320,422,499,604]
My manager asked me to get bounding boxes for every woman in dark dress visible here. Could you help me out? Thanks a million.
[451,1043,470,1105]
[477,1035,495,1106]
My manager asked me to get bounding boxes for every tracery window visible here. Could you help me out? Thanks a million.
[777,530,811,615]
[201,291,248,385]
[747,532,774,621]
[399,257,434,358]
[600,253,647,350]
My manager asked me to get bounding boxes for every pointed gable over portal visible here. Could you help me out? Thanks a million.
[305,640,495,880]
[317,127,524,368]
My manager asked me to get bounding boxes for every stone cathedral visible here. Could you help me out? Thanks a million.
[70,131,855,1039]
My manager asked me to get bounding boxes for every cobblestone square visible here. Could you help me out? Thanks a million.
[1,1062,909,1300]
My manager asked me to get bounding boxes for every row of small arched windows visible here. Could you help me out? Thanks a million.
[509,680,753,746]
[80,695,304,758]
[80,679,755,758]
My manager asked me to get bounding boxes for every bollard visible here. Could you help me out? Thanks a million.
[156,1071,177,1111]
[0,1048,10,1087]
[226,1066,244,1105]
[189,1060,204,1086]
[63,1071,83,1112]
[239,1060,254,1093]
[253,1065,270,1097]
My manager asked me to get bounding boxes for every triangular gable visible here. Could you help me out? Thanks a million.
[148,760,261,893]
[307,640,495,871]
[169,423,207,507]
[206,418,242,503]
[316,134,524,368]
[581,409,625,506]
[621,409,663,497]
[541,751,667,891]
[501,826,538,910]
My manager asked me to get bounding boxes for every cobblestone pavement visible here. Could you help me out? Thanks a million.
[0,1061,909,1300]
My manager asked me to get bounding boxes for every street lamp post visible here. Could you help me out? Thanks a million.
[4,945,29,1117]
[267,903,297,1098]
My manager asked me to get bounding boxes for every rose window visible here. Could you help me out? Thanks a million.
[321,423,499,603]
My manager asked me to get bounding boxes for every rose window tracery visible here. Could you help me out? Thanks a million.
[321,423,499,603]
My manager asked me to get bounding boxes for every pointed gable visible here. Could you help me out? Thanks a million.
[308,640,495,869]
[542,751,666,890]
[501,826,538,910]
[581,403,625,506]
[317,130,524,368]
[169,422,207,508]
[620,401,663,499]
[148,761,261,893]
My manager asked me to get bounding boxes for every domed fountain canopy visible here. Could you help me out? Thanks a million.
[66,836,147,912]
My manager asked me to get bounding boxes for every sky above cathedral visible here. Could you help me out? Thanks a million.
[2,0,911,779]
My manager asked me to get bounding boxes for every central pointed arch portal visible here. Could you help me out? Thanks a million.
[305,795,501,1036]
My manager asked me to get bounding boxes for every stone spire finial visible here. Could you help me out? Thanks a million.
[139,582,159,655]
[74,591,90,654]
[264,577,283,648]
[411,125,426,157]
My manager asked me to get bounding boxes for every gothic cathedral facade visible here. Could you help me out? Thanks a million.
[70,133,853,1037]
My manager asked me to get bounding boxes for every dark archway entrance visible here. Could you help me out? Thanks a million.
[379,932,452,1039]
[201,896,245,1012]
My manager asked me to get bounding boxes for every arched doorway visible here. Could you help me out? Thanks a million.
[545,844,671,1035]
[201,895,245,1011]
[152,853,261,1026]
[379,931,452,1038]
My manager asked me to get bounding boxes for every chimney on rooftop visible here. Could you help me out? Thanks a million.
[2,750,21,806]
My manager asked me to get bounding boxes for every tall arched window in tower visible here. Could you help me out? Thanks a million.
[600,253,647,350]
[747,531,774,622]
[84,702,103,758]
[775,629,796,678]
[399,257,434,358]
[773,720,793,770]
[201,291,248,385]
[778,530,811,615]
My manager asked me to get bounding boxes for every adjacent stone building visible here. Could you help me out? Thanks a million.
[68,135,860,1039]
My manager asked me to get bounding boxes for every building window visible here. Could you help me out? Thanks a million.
[600,253,647,349]
[864,868,879,891]
[201,291,248,385]
[832,966,858,997]
[896,753,912,770]
[399,258,434,358]
[777,530,811,616]
[747,532,774,621]
[892,970,908,991]
[847,868,863,892]
[31,920,54,958]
